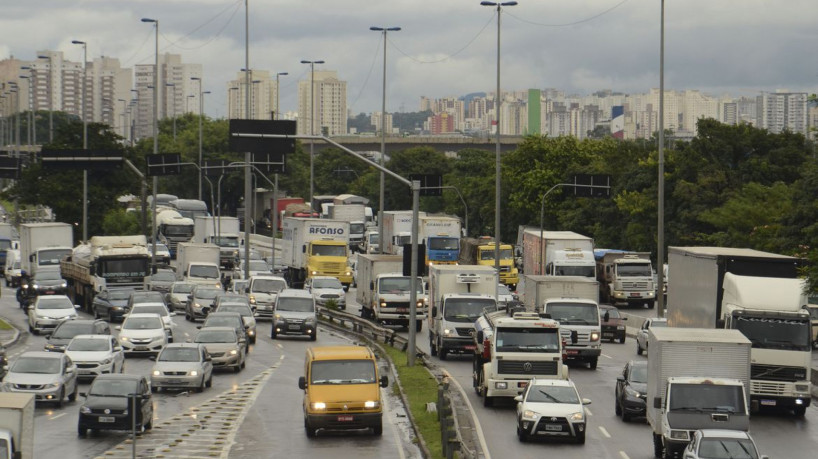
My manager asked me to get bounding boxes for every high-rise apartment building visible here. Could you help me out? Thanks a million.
[370,111,393,134]
[297,70,347,136]
[226,69,276,120]
[134,53,201,139]
[756,91,808,135]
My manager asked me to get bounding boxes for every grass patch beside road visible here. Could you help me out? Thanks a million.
[382,345,443,459]
[0,318,13,330]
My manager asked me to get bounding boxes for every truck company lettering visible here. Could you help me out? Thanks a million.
[309,227,345,235]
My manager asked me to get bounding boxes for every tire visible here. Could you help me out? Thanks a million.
[576,431,586,445]
[56,388,65,408]
[429,336,437,356]
[619,334,626,344]
[234,364,241,373]
[271,328,277,339]
[622,411,632,422]
[250,336,257,345]
[310,331,317,342]
[109,311,115,323]
[653,433,664,458]
[482,386,493,407]
[439,345,448,360]
[28,322,35,333]
[93,306,100,319]
[372,422,383,436]
[205,374,212,388]
[69,383,78,402]
[185,312,192,322]
[151,386,159,393]
[240,358,246,369]
[615,398,622,416]
[794,405,807,417]
[305,420,316,438]
[636,341,644,356]
[197,377,205,393]
[588,357,598,370]
[145,417,153,430]
[78,424,87,437]
[517,425,528,442]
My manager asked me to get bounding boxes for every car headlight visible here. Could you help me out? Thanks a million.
[669,430,690,441]
[189,370,198,376]
[443,328,452,336]
[364,400,379,409]
[274,314,283,320]
[194,303,202,308]
[100,358,113,365]
[569,411,585,421]
[590,332,600,342]
[44,343,60,351]
[521,409,539,420]
[379,300,387,308]
[229,349,238,355]
[61,282,67,288]
[120,336,130,342]
[32,283,39,289]
[625,386,641,398]
[305,317,316,325]
[80,405,92,414]
[44,383,60,389]
[495,382,508,389]
[112,306,123,311]
[247,330,255,336]
[249,295,256,304]
[312,402,326,410]
[152,370,161,376]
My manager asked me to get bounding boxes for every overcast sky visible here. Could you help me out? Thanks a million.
[3,0,816,118]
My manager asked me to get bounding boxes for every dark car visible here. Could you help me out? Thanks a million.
[128,290,167,309]
[146,269,176,293]
[615,360,647,422]
[199,312,248,351]
[77,374,153,436]
[599,304,628,343]
[212,293,251,312]
[44,319,111,352]
[92,288,135,322]
[29,270,68,296]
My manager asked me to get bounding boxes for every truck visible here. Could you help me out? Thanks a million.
[169,199,209,220]
[381,210,422,255]
[355,254,427,331]
[0,223,17,275]
[647,327,751,459]
[517,227,596,277]
[472,310,567,407]
[459,237,520,289]
[595,250,655,308]
[0,393,35,459]
[667,246,812,416]
[281,217,352,289]
[523,275,602,369]
[267,197,306,231]
[194,216,241,269]
[419,214,461,265]
[61,235,152,312]
[155,209,194,258]
[19,222,73,277]
[428,265,499,360]
[361,229,379,254]
[175,242,221,288]
[328,204,367,252]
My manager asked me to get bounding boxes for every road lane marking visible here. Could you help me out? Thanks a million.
[585,407,593,416]
[601,353,613,359]
[598,425,611,438]
[49,413,66,421]
[619,451,631,459]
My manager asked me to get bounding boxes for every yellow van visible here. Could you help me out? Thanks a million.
[298,345,388,437]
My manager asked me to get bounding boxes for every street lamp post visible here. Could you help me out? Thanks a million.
[17,74,32,147]
[481,0,516,301]
[191,76,205,200]
[274,72,287,121]
[166,82,177,140]
[71,39,89,243]
[142,17,160,271]
[117,98,127,139]
[300,60,324,210]
[370,26,400,254]
[657,0,666,316]
[37,54,54,143]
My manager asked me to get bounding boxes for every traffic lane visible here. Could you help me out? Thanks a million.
[229,325,419,458]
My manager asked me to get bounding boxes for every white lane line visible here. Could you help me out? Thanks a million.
[585,407,593,416]
[601,353,613,359]
[598,425,611,438]
[619,451,631,459]
[49,413,66,421]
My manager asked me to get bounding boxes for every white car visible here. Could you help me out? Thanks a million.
[683,429,768,459]
[150,343,213,392]
[28,294,79,335]
[1,351,78,406]
[128,302,177,342]
[304,276,346,309]
[636,317,667,355]
[497,284,515,307]
[247,275,287,320]
[515,378,591,443]
[116,313,168,356]
[64,334,125,378]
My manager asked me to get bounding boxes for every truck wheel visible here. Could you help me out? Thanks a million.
[619,334,626,344]
[305,419,316,438]
[653,433,664,458]
[415,320,422,332]
[482,386,493,407]
[636,341,644,355]
[429,336,437,356]
[78,424,88,436]
[588,357,598,370]
[517,424,528,442]
[794,405,807,417]
[372,422,383,436]
[439,345,448,361]
[575,431,585,444]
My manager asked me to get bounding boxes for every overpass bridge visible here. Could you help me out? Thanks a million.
[304,135,525,154]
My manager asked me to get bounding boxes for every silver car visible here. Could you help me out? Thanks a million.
[1,351,79,406]
[271,288,317,341]
[64,334,125,379]
[636,317,667,355]
[305,276,346,310]
[193,327,245,372]
[28,295,79,335]
[215,303,257,344]
[165,281,194,312]
[683,429,768,459]
[150,343,213,392]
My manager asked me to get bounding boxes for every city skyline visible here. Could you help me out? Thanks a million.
[1,1,816,120]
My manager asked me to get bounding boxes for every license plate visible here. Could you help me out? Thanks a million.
[629,293,641,297]
[545,424,562,431]
[760,399,777,406]
[396,308,408,313]
[602,332,614,337]
[134,346,148,351]
[566,350,578,355]
[464,345,475,350]
[337,415,353,422]
[98,416,115,423]
[45,290,55,294]
[288,324,301,330]
[165,379,183,384]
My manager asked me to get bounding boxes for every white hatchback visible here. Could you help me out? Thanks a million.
[304,276,346,309]
[28,294,79,335]
[65,334,125,378]
[116,313,167,356]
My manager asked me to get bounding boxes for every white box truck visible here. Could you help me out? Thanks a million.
[518,227,595,277]
[428,265,498,360]
[0,393,35,459]
[355,254,426,331]
[329,204,367,251]
[175,242,221,288]
[647,327,751,459]
[524,275,602,369]
[667,246,812,416]
[193,216,241,269]
[281,217,352,289]
[381,210,423,255]
[595,250,655,308]
[19,222,73,277]
[419,214,461,265]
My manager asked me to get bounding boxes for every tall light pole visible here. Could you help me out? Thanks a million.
[72,39,89,243]
[192,76,208,201]
[481,1,516,300]
[657,0,666,316]
[370,26,400,254]
[300,59,324,210]
[166,82,177,140]
[243,0,251,279]
[274,72,287,120]
[17,74,32,147]
[142,17,160,270]
[37,55,54,143]
[117,98,127,139]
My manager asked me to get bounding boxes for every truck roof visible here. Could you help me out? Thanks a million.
[308,345,375,361]
[668,246,800,260]
[722,273,806,312]
[650,327,751,345]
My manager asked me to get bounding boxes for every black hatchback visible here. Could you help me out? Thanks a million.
[615,360,647,422]
[77,374,153,436]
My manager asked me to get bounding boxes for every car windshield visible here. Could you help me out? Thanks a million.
[205,317,240,328]
[157,244,169,253]
[38,248,71,266]
[252,278,286,293]
[526,385,580,404]
[159,347,200,362]
[132,305,168,317]
[545,303,600,326]
[89,378,139,396]
[10,357,61,374]
[37,297,74,310]
[601,308,621,319]
[122,317,163,330]
[378,277,423,294]
[311,245,346,257]
[152,272,176,282]
[428,237,459,251]
[189,265,219,279]
[220,305,252,317]
[310,360,376,384]
[67,339,110,352]
[697,438,758,459]
[276,297,314,313]
[214,236,239,247]
[650,320,667,328]
[34,271,63,281]
[132,292,164,303]
[195,288,222,299]
[495,328,560,352]
[108,289,134,300]
[52,323,92,338]
[195,330,236,343]
[443,298,496,322]
[172,283,194,294]
[497,285,511,296]
[629,364,648,383]
[313,278,342,289]
[248,261,269,272]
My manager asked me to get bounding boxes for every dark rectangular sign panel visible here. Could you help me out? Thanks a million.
[0,156,20,178]
[146,153,182,176]
[229,119,296,155]
[572,174,611,198]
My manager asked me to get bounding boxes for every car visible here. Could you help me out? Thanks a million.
[215,303,257,344]
[304,276,346,310]
[212,293,251,311]
[4,248,22,287]
[247,275,287,320]
[116,313,168,356]
[28,294,79,335]
[153,242,171,266]
[127,290,167,309]
[615,360,647,422]
[514,378,591,443]
[636,317,667,355]
[233,259,272,278]
[271,288,317,340]
[28,269,68,296]
[44,319,111,352]
[200,312,248,350]
[1,351,78,406]
[265,256,287,276]
[77,374,153,436]
[65,334,125,379]
[193,326,246,372]
[683,429,768,459]
[185,285,223,321]
[92,288,135,322]
[127,302,177,342]
[146,269,176,293]
[599,304,628,343]
[149,343,213,392]
[165,281,194,312]
[496,283,515,307]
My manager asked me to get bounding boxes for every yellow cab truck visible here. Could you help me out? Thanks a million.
[281,217,353,289]
[459,237,519,289]
[298,345,389,437]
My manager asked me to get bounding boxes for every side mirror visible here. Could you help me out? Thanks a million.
[44,334,52,339]
[205,355,212,361]
[79,392,87,398]
[603,312,610,322]
[369,281,374,291]
[196,325,202,329]
[75,304,81,309]
[476,331,484,343]
[379,375,389,388]
[616,375,625,382]
[581,398,592,406]
[115,326,122,331]
[65,366,75,374]
[114,347,122,352]
[169,312,177,317]
[298,376,307,390]
[148,355,156,361]
[513,395,523,403]
[622,317,628,321]
[302,245,306,254]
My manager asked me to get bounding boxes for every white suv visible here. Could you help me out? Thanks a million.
[514,378,591,444]
[247,275,287,320]
[304,276,346,309]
